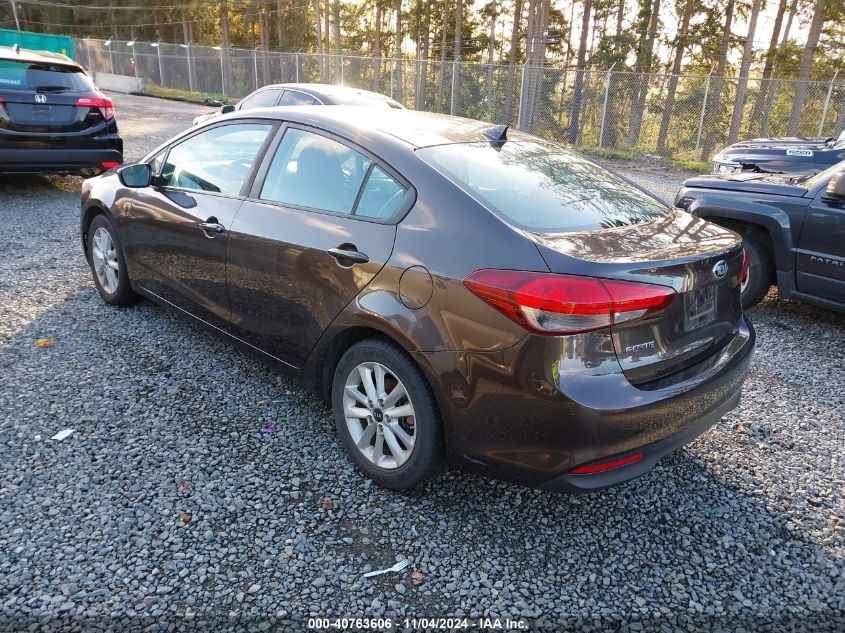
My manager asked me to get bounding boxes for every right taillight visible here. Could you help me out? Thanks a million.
[462,270,676,335]
[76,96,114,120]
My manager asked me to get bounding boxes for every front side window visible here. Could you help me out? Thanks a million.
[239,89,281,110]
[260,128,371,214]
[161,123,273,195]
[418,141,668,232]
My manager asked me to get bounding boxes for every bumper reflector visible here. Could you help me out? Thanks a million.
[571,452,643,475]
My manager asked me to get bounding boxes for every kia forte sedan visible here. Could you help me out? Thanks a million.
[80,107,755,492]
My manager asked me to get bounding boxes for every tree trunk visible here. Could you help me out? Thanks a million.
[374,0,382,91]
[568,0,592,144]
[259,5,271,86]
[787,0,825,135]
[220,1,233,93]
[418,0,431,108]
[629,0,661,145]
[504,0,523,124]
[324,0,330,79]
[749,0,787,136]
[656,0,692,153]
[453,0,462,60]
[727,0,762,144]
[760,0,798,135]
[333,0,341,80]
[485,3,497,116]
[700,0,735,161]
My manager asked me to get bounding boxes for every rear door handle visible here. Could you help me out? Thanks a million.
[199,220,225,234]
[327,247,370,265]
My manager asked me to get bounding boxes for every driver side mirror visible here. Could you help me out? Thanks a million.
[823,171,845,200]
[117,163,151,188]
[220,104,236,115]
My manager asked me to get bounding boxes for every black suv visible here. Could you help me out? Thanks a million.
[0,45,122,176]
[676,165,845,313]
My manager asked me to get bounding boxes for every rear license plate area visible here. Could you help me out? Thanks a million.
[684,284,718,330]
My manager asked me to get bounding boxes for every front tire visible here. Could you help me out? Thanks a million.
[739,232,773,310]
[86,214,140,306]
[332,339,443,490]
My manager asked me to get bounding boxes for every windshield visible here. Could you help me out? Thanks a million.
[802,159,845,188]
[0,59,93,92]
[417,141,668,232]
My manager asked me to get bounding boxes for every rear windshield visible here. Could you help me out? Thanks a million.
[417,141,668,232]
[0,59,93,92]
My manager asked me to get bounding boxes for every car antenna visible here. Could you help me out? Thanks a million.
[482,124,508,145]
[12,44,20,54]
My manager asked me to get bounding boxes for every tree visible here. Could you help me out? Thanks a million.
[700,0,735,161]
[787,0,827,135]
[656,0,693,153]
[569,0,592,144]
[727,0,763,145]
[748,0,788,136]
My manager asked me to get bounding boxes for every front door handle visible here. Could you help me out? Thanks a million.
[327,247,370,265]
[199,220,225,235]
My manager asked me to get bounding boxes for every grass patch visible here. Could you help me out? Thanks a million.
[144,82,233,105]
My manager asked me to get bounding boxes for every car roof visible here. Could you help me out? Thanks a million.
[249,82,399,104]
[0,45,81,69]
[240,105,523,148]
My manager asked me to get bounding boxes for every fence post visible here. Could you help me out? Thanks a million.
[599,62,617,148]
[517,64,527,129]
[695,67,714,153]
[450,57,460,116]
[390,59,395,98]
[340,54,344,85]
[295,51,300,82]
[818,69,839,137]
[253,46,260,90]
[217,47,225,95]
[155,42,164,87]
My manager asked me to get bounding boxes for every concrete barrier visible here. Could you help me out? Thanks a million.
[94,72,145,94]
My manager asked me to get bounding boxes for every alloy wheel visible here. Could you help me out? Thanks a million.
[91,227,119,294]
[342,361,416,469]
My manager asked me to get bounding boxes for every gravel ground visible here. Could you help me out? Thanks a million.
[1,93,844,632]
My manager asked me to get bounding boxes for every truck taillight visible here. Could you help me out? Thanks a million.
[76,96,114,120]
[462,270,676,335]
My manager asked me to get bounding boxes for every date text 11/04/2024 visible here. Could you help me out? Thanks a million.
[307,617,530,630]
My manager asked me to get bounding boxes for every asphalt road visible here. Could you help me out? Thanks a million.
[0,92,843,632]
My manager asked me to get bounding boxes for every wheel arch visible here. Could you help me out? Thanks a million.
[80,202,113,256]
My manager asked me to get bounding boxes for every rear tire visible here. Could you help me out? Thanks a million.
[86,214,141,307]
[331,339,443,490]
[739,231,773,310]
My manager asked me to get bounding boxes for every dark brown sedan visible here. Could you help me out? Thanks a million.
[80,107,755,492]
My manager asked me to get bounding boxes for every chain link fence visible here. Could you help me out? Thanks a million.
[76,37,845,163]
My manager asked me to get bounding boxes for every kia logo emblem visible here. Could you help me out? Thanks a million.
[712,260,728,279]
[34,94,46,104]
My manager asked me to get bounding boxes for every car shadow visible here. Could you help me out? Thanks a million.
[0,173,83,194]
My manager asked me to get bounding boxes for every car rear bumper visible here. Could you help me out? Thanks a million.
[413,318,755,493]
[0,145,123,175]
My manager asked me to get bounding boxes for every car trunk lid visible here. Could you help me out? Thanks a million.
[528,211,745,386]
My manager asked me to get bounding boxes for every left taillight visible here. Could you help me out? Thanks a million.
[462,270,676,335]
[76,96,114,120]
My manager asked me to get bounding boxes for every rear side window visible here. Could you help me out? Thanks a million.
[356,166,406,219]
[161,123,273,196]
[0,59,93,92]
[418,141,668,232]
[260,128,371,214]
[239,89,281,110]
[277,90,316,106]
